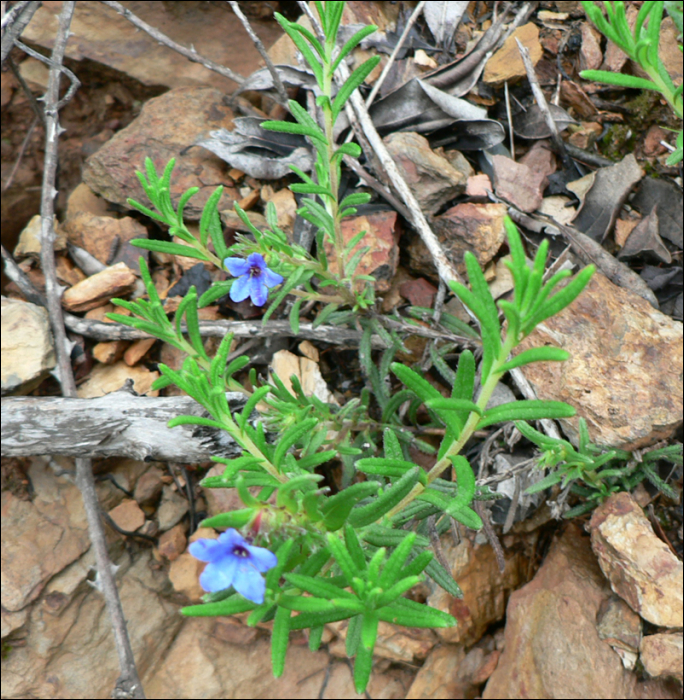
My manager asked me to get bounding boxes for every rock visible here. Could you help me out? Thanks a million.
[482,523,677,699]
[589,492,683,628]
[1,457,91,613]
[491,154,547,212]
[640,632,683,683]
[514,271,683,450]
[409,202,506,281]
[22,1,280,90]
[1,297,55,395]
[83,87,238,220]
[133,466,165,507]
[157,524,187,562]
[519,140,557,187]
[61,262,137,314]
[426,533,526,647]
[384,132,467,214]
[260,186,297,235]
[157,484,189,532]
[13,214,67,258]
[596,595,642,670]
[108,499,145,533]
[324,209,400,293]
[483,23,543,84]
[580,22,603,72]
[77,361,159,398]
[399,277,438,308]
[92,339,128,365]
[62,212,149,272]
[123,338,157,367]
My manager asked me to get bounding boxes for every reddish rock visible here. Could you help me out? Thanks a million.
[62,262,137,313]
[399,277,438,308]
[491,155,547,212]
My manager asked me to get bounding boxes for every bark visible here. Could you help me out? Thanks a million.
[1,387,247,463]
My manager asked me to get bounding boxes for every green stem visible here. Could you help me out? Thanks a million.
[385,333,518,520]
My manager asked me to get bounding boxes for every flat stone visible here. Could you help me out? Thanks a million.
[482,523,673,699]
[325,209,400,292]
[83,87,238,220]
[1,297,55,395]
[14,214,67,258]
[483,23,543,84]
[62,262,137,313]
[77,361,159,398]
[590,492,683,629]
[384,131,467,214]
[491,154,547,213]
[514,271,683,450]
[409,202,506,281]
[640,632,683,683]
[108,499,145,533]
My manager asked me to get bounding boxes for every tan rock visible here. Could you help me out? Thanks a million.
[77,360,159,398]
[482,523,672,699]
[92,339,128,365]
[108,498,145,532]
[324,209,400,292]
[123,338,156,366]
[157,524,187,562]
[83,87,238,220]
[514,271,683,450]
[491,154,547,213]
[410,202,506,281]
[640,632,683,683]
[1,297,55,395]
[14,214,67,258]
[384,131,467,214]
[589,492,683,628]
[62,212,148,271]
[483,23,542,84]
[62,262,136,313]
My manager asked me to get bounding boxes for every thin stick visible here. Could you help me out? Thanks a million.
[504,80,515,160]
[227,0,288,104]
[36,3,144,696]
[515,37,574,173]
[100,0,245,86]
[365,1,426,108]
[299,3,465,288]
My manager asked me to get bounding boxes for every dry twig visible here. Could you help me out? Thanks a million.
[34,3,144,696]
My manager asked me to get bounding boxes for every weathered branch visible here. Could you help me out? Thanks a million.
[1,388,247,462]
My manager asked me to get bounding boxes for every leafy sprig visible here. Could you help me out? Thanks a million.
[519,418,682,517]
[580,1,683,165]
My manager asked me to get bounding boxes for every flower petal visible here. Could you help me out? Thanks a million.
[262,267,284,288]
[188,537,223,562]
[246,252,267,271]
[224,257,250,276]
[245,544,278,573]
[199,555,239,593]
[232,561,267,604]
[249,277,269,306]
[230,274,252,302]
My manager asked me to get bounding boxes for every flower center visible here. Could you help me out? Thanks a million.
[249,265,262,277]
[232,544,250,558]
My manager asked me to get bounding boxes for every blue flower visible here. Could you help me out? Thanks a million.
[189,528,277,604]
[224,252,283,306]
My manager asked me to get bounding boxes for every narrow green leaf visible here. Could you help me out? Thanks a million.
[260,119,327,143]
[524,265,595,332]
[198,185,223,248]
[320,481,380,531]
[376,596,456,627]
[479,400,576,429]
[130,239,208,260]
[199,509,253,529]
[427,398,483,416]
[271,606,291,677]
[425,559,462,597]
[332,24,378,71]
[348,467,422,527]
[579,69,660,91]
[498,346,570,374]
[327,532,361,583]
[378,531,416,589]
[332,56,381,121]
[284,573,355,600]
[181,597,256,617]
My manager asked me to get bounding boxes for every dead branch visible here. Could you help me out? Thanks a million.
[2,390,246,463]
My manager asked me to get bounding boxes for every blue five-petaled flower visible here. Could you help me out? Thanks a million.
[189,528,277,604]
[224,252,283,307]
